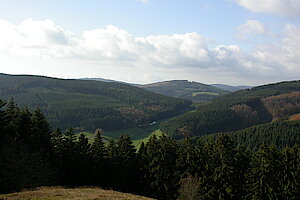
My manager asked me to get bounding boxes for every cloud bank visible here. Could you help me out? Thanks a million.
[0,19,299,85]
[233,0,300,17]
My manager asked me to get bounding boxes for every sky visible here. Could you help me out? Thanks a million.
[0,0,300,85]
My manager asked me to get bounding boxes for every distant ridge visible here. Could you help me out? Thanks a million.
[80,77,122,83]
[0,73,191,131]
[211,84,251,92]
[80,78,252,97]
[139,80,229,101]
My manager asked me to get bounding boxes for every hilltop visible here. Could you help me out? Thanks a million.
[139,80,229,101]
[211,84,251,92]
[0,187,155,200]
[0,74,191,131]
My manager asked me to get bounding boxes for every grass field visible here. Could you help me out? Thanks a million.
[77,122,163,149]
[103,123,160,140]
[192,92,219,96]
[132,129,163,148]
[0,187,155,200]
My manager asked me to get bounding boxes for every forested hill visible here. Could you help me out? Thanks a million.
[210,84,251,92]
[161,80,300,139]
[198,120,300,150]
[0,73,191,131]
[140,80,229,101]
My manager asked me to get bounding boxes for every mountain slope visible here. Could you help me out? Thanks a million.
[198,120,300,150]
[161,80,300,139]
[140,80,229,101]
[0,74,191,131]
[211,84,251,92]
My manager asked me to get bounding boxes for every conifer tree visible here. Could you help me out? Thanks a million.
[176,137,199,177]
[211,134,236,199]
[246,145,283,200]
[234,145,252,199]
[115,135,138,192]
[144,135,179,200]
[90,129,108,186]
[281,146,300,199]
[91,129,107,160]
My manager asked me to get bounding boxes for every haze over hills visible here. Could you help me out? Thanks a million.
[79,78,254,101]
[161,80,300,139]
[211,84,252,92]
[0,73,191,131]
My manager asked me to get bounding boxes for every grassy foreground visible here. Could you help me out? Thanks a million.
[0,187,155,200]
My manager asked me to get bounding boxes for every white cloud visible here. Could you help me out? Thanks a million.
[0,19,299,85]
[233,0,300,17]
[236,20,267,40]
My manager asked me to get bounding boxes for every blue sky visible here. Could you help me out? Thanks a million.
[0,0,299,85]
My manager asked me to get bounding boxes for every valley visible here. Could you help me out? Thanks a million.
[0,74,299,200]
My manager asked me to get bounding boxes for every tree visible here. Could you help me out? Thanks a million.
[246,145,283,200]
[91,129,107,160]
[144,135,179,199]
[281,146,300,199]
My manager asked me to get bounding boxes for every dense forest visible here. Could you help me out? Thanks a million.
[0,99,299,199]
[161,80,300,139]
[198,120,300,150]
[0,74,191,131]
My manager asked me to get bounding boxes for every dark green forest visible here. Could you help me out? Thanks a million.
[161,80,300,139]
[0,74,191,131]
[198,120,300,150]
[0,99,299,200]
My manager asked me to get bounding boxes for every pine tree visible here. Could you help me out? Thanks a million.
[281,145,300,199]
[31,109,52,152]
[210,134,236,199]
[144,135,179,200]
[115,135,138,192]
[90,130,108,186]
[234,145,252,199]
[246,145,283,200]
[176,137,199,177]
[91,129,107,160]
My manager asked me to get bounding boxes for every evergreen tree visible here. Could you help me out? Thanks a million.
[144,135,179,200]
[246,145,283,200]
[210,134,236,199]
[281,146,300,199]
[90,129,108,186]
[176,138,199,177]
[234,145,252,199]
[91,129,107,160]
[114,135,138,192]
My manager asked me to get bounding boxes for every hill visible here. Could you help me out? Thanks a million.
[0,74,191,131]
[0,187,155,200]
[140,80,229,101]
[161,80,300,139]
[80,77,121,83]
[198,120,300,150]
[211,84,251,92]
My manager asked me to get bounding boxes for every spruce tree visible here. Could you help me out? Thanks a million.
[144,135,179,200]
[211,134,236,199]
[281,146,300,199]
[91,129,108,186]
[246,145,283,200]
[91,129,107,160]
